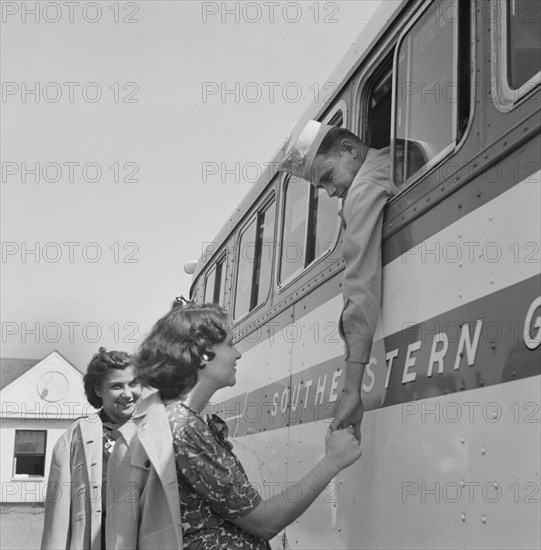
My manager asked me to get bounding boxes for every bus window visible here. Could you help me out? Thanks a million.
[234,198,276,319]
[215,255,227,305]
[204,266,216,303]
[253,201,276,305]
[507,0,541,89]
[306,187,340,265]
[367,58,393,149]
[280,179,308,282]
[393,0,468,185]
[279,110,343,285]
[203,254,227,305]
[234,219,257,318]
[280,178,340,284]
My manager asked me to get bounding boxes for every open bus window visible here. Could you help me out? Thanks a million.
[507,0,541,89]
[14,430,46,476]
[393,0,470,185]
[234,199,276,319]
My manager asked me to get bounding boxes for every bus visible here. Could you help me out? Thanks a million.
[187,1,541,548]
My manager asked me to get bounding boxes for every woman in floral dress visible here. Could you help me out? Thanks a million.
[107,302,361,550]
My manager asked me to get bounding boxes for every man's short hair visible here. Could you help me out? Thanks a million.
[317,127,362,156]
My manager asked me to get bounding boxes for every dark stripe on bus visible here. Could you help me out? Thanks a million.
[218,274,540,437]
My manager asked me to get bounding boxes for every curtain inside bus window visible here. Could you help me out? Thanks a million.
[204,266,216,303]
[234,219,257,318]
[394,0,458,185]
[254,201,276,305]
[280,179,308,282]
[507,0,541,89]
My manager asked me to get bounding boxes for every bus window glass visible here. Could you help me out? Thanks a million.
[507,0,541,89]
[234,219,257,318]
[280,179,308,282]
[394,0,457,184]
[306,187,339,264]
[204,267,216,303]
[254,201,276,305]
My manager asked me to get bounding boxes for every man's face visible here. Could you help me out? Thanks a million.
[310,146,361,200]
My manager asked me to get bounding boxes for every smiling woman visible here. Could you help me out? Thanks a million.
[40,348,141,550]
[106,302,361,550]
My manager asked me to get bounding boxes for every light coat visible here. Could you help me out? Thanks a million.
[41,414,104,550]
[106,392,183,550]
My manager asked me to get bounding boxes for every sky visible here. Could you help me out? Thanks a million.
[1,0,382,371]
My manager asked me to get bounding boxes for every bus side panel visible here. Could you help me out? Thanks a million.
[281,378,539,550]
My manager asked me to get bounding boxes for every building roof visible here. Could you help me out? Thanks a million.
[0,357,41,391]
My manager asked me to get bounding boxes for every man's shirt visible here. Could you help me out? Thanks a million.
[340,146,393,364]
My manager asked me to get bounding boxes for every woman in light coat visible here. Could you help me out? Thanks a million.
[41,348,141,550]
[107,302,362,550]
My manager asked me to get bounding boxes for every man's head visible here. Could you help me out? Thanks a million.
[279,121,366,200]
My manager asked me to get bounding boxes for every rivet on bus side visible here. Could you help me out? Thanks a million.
[459,292,463,298]
[459,262,463,268]
[490,278,495,284]
[460,436,465,443]
[481,515,486,524]
[481,447,486,455]
[460,481,465,487]
[489,215,493,221]
[461,514,466,522]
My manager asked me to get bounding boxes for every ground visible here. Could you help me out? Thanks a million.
[0,504,44,550]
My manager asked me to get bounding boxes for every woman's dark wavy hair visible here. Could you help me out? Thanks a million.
[136,302,230,399]
[83,347,134,409]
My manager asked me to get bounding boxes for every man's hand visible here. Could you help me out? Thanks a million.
[330,391,364,441]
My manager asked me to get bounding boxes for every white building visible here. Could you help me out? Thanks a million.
[0,350,93,503]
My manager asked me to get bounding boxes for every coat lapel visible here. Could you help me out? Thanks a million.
[133,393,181,527]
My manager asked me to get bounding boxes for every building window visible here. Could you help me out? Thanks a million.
[234,199,276,319]
[394,0,470,185]
[507,0,541,90]
[14,430,46,476]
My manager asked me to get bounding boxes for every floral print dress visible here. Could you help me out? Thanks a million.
[166,401,269,550]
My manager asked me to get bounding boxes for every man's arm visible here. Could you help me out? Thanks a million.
[333,179,389,434]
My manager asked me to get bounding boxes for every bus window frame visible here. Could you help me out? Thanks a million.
[390,0,461,188]
[232,191,277,323]
[275,103,345,293]
[491,0,541,113]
